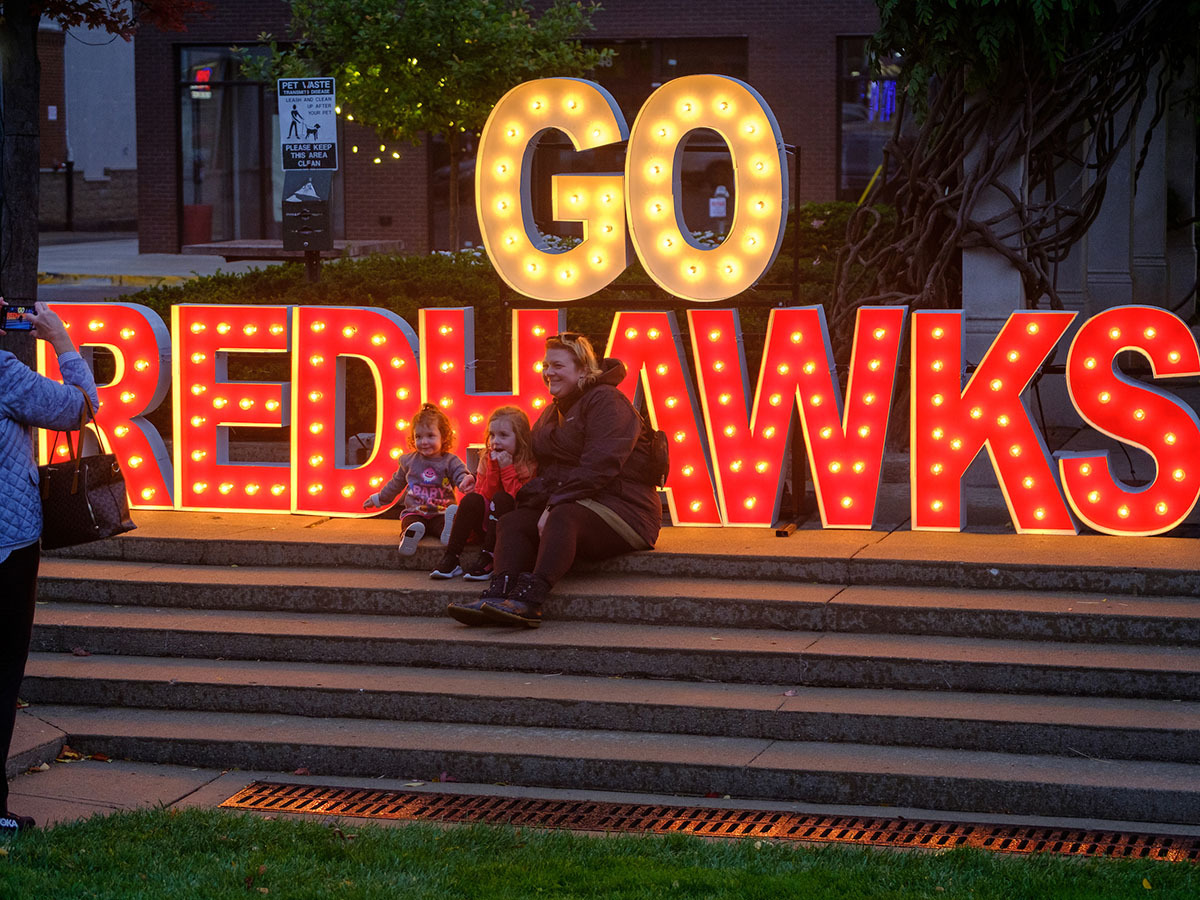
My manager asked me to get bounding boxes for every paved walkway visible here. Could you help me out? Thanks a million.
[12,719,1200,837]
[38,232,283,287]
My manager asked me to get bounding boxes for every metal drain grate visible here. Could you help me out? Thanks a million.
[220,782,1199,862]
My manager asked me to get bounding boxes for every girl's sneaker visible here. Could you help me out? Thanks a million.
[440,505,458,544]
[430,551,463,580]
[462,552,494,581]
[398,520,426,556]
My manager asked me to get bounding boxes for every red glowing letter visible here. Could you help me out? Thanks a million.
[420,308,562,448]
[796,306,906,528]
[910,310,1077,533]
[172,305,291,512]
[39,302,173,509]
[692,307,877,526]
[291,306,421,515]
[606,311,720,525]
[1060,306,1200,536]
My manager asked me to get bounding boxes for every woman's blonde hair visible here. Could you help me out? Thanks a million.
[408,402,455,453]
[545,332,603,388]
[486,405,536,480]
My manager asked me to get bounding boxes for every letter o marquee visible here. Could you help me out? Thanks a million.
[626,75,789,301]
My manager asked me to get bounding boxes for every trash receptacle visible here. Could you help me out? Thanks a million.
[283,177,333,251]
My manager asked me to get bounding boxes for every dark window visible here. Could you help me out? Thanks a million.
[837,37,905,202]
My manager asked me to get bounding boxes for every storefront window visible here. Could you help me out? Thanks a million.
[178,46,343,244]
[838,37,905,201]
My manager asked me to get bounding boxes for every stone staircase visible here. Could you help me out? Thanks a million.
[19,512,1200,827]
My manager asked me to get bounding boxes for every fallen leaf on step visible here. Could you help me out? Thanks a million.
[293,767,311,776]
[16,698,28,709]
[89,752,111,762]
[71,647,91,657]
[783,689,797,696]
[403,781,425,787]
[26,762,50,773]
[56,745,83,762]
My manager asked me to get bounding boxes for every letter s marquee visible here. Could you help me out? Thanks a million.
[476,75,789,303]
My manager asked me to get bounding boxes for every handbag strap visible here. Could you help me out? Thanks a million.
[45,385,98,494]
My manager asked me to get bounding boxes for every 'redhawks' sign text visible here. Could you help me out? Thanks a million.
[38,302,1200,537]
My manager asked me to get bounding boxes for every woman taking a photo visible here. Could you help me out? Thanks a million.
[0,301,98,834]
[446,333,661,628]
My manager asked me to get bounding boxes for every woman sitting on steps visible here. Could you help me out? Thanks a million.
[445,332,661,628]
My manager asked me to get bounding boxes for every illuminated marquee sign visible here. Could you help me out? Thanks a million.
[39,302,1200,537]
[476,75,788,302]
[33,77,1200,537]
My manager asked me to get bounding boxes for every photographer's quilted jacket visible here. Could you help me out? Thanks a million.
[0,350,99,556]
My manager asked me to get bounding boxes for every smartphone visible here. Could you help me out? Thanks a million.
[2,304,34,331]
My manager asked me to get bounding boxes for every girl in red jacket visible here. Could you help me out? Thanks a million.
[431,406,535,580]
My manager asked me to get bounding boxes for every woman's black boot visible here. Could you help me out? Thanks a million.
[481,572,547,628]
[446,572,512,626]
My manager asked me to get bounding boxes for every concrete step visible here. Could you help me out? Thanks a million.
[36,558,1200,644]
[49,510,1200,596]
[6,711,66,779]
[30,704,1200,825]
[31,603,1200,699]
[21,653,1200,763]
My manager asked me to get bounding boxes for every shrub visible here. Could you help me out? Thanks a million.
[113,203,858,437]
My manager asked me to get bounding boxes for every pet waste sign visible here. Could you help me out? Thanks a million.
[279,78,338,170]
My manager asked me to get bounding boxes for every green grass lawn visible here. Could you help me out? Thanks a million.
[1,807,1194,899]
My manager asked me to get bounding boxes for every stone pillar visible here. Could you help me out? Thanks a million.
[960,133,1033,488]
[1132,68,1169,308]
[1084,111,1135,315]
[961,151,1025,365]
[1165,61,1197,320]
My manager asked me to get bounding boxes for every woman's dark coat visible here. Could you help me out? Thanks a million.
[529,357,661,549]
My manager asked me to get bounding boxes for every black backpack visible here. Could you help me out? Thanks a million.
[640,410,670,488]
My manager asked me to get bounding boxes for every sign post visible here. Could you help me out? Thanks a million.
[278,78,338,280]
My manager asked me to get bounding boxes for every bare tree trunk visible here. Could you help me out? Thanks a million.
[0,0,40,367]
[447,129,460,251]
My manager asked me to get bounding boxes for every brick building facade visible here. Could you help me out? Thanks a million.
[37,29,68,170]
[135,0,879,254]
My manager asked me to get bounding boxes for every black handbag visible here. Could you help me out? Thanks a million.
[39,385,136,550]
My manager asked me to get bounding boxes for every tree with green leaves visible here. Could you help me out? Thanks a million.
[831,0,1198,345]
[246,0,612,250]
[0,0,207,362]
